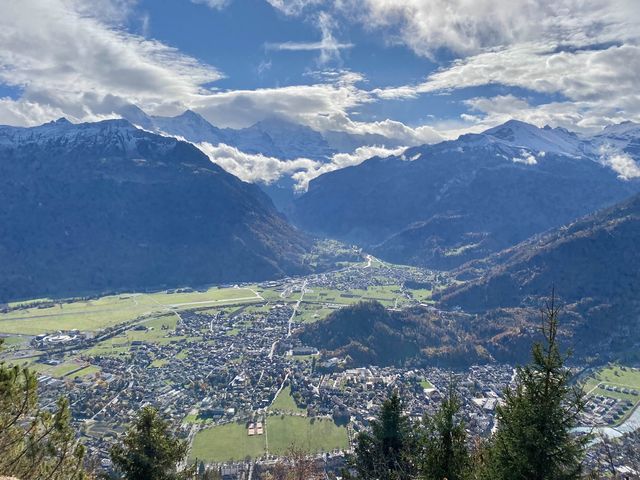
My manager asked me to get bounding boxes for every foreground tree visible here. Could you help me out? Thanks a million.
[110,406,190,480]
[346,392,417,479]
[261,446,323,480]
[483,294,588,480]
[0,339,87,479]
[418,384,470,480]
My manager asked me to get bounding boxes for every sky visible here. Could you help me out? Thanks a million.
[0,0,639,146]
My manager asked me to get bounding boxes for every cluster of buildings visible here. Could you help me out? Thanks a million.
[32,329,86,348]
[582,393,636,426]
[18,258,640,478]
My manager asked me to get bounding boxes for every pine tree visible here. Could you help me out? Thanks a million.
[483,294,588,480]
[0,339,87,479]
[110,406,191,480]
[346,392,417,479]
[418,384,470,480]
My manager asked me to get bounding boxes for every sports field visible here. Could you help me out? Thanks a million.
[189,415,349,462]
[267,415,349,456]
[190,421,266,463]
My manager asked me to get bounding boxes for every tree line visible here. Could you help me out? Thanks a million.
[0,298,635,479]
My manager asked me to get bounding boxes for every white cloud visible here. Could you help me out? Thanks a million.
[512,150,538,165]
[598,145,640,180]
[190,69,372,130]
[266,11,353,65]
[195,140,405,191]
[291,144,405,190]
[196,142,319,184]
[0,2,421,148]
[2,0,639,174]
[265,0,324,16]
[354,0,640,133]
[0,0,222,125]
[191,0,231,9]
[338,0,639,58]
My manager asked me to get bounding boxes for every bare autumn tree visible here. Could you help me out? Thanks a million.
[589,432,640,479]
[261,446,324,480]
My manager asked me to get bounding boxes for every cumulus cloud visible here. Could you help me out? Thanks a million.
[291,144,405,190]
[192,80,371,130]
[338,0,639,58]
[0,0,222,125]
[598,145,640,180]
[195,140,405,191]
[512,150,538,165]
[0,2,420,148]
[196,142,319,184]
[2,0,639,167]
[357,1,640,133]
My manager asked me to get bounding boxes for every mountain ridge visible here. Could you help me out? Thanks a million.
[0,118,311,301]
[293,119,640,270]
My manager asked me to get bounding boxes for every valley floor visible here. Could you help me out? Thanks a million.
[1,255,637,472]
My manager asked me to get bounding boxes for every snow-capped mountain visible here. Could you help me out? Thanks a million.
[593,121,640,155]
[0,117,167,155]
[292,119,640,269]
[479,119,588,157]
[120,106,337,161]
[0,117,310,301]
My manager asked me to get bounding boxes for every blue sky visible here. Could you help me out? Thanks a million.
[0,0,638,144]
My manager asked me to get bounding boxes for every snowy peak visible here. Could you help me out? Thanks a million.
[598,121,640,139]
[480,120,586,157]
[149,110,226,144]
[591,121,640,159]
[0,118,178,158]
[118,104,154,130]
[240,117,335,160]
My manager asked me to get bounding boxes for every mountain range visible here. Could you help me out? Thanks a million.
[121,105,337,161]
[0,118,310,301]
[292,120,640,269]
[117,105,403,210]
[435,190,640,361]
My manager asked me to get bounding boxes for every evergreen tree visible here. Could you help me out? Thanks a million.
[0,339,87,479]
[418,384,469,480]
[110,406,191,480]
[346,392,417,479]
[483,294,588,480]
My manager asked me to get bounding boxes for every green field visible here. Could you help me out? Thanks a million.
[32,358,98,378]
[583,364,640,393]
[583,364,640,424]
[0,335,29,346]
[83,314,192,358]
[0,287,261,335]
[269,386,305,414]
[190,421,266,462]
[420,379,434,389]
[301,285,405,309]
[69,365,101,378]
[190,415,349,462]
[267,415,349,456]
